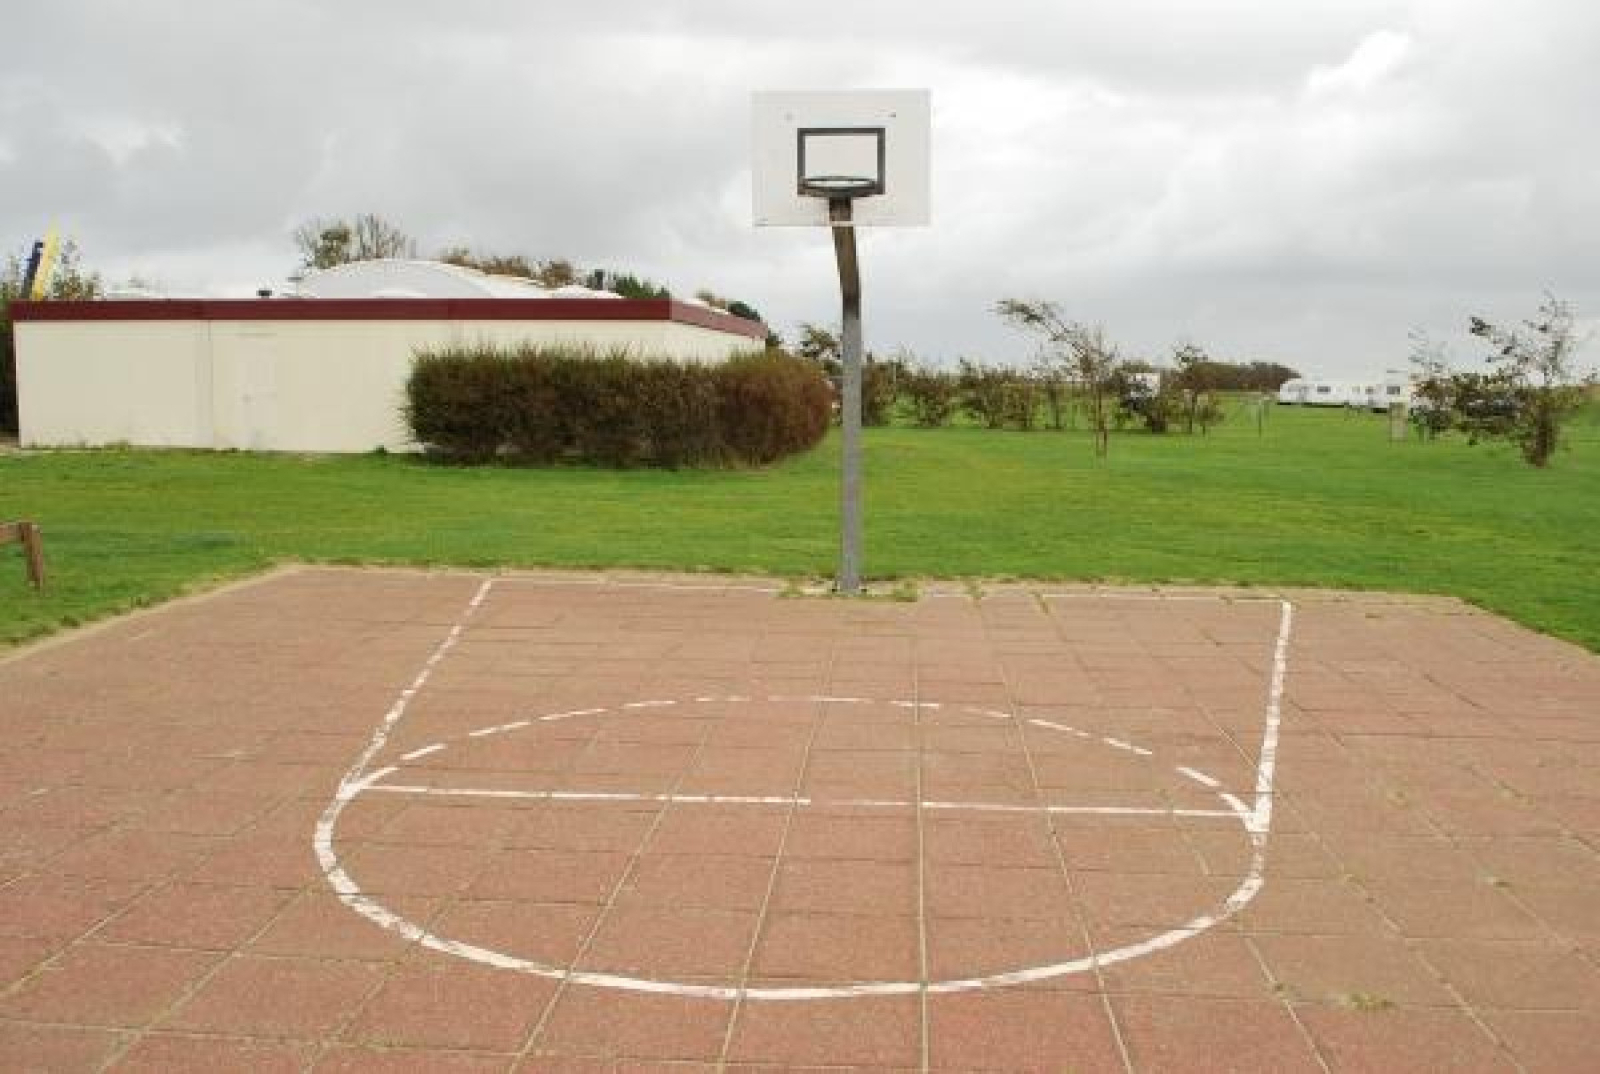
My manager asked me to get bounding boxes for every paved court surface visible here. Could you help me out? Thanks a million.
[1,567,1598,1072]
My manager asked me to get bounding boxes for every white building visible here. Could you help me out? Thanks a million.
[13,261,765,453]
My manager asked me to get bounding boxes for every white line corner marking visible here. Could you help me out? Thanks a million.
[316,585,1295,1002]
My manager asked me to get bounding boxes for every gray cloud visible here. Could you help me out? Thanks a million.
[3,0,1596,375]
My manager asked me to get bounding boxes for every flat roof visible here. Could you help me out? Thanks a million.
[10,297,768,340]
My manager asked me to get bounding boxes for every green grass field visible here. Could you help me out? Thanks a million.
[3,401,1598,652]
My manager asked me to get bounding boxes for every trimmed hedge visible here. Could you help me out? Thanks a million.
[405,344,831,467]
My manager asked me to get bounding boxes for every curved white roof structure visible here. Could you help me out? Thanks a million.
[294,259,621,300]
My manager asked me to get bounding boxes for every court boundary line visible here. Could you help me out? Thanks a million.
[314,577,1296,1001]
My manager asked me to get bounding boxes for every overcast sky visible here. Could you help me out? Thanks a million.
[4,1,1597,376]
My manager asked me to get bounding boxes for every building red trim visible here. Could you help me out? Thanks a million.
[9,297,769,341]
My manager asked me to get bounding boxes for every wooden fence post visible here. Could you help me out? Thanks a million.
[1,520,46,590]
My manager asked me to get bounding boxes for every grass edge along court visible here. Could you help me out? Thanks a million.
[2,403,1598,653]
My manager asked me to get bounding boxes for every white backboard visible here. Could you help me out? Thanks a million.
[753,89,930,227]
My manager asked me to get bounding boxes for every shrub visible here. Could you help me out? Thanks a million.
[999,378,1039,431]
[958,360,1012,429]
[901,366,960,427]
[500,350,567,461]
[404,350,511,463]
[719,352,832,463]
[1111,369,1181,433]
[959,360,1039,430]
[862,359,902,427]
[404,344,830,468]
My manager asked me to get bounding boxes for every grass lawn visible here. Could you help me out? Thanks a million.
[3,401,1598,652]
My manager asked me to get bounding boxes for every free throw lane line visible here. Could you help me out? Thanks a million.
[359,784,1240,819]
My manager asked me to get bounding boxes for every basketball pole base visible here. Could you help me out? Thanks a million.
[830,197,864,596]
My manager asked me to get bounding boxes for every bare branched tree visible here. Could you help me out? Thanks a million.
[293,214,416,269]
[996,298,1122,456]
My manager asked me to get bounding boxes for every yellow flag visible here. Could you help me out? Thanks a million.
[29,229,60,300]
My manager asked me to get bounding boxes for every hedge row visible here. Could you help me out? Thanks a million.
[404,344,832,467]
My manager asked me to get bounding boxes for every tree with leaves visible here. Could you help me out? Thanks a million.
[795,322,842,378]
[1169,342,1212,434]
[1467,295,1591,466]
[1410,295,1593,466]
[996,299,1122,456]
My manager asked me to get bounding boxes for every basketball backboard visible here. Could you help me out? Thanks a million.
[752,89,930,227]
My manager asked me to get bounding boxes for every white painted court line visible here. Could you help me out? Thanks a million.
[1176,766,1221,789]
[1101,736,1154,757]
[1037,590,1287,604]
[486,575,786,595]
[360,783,1241,820]
[1250,599,1294,836]
[325,577,494,790]
[315,584,1297,1002]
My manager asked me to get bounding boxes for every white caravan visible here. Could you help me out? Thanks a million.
[1279,375,1413,411]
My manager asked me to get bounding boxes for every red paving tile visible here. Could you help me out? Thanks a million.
[468,849,630,904]
[341,843,494,899]
[578,905,759,978]
[752,912,921,981]
[646,807,788,858]
[113,1031,317,1072]
[616,853,775,911]
[0,942,221,1027]
[1365,879,1548,941]
[0,935,58,989]
[1479,1009,1600,1073]
[1416,938,1600,1012]
[247,891,437,961]
[1230,876,1392,936]
[40,828,221,883]
[921,863,1075,921]
[1295,1004,1513,1072]
[922,815,1059,868]
[427,899,600,967]
[1057,826,1208,874]
[725,995,922,1068]
[0,1020,128,1072]
[97,881,296,951]
[925,914,1097,985]
[1251,932,1455,1007]
[1508,882,1600,944]
[513,805,662,854]
[162,953,386,1038]
[319,1045,517,1072]
[343,959,557,1052]
[533,987,733,1063]
[781,811,918,862]
[770,859,920,917]
[1097,927,1273,999]
[1113,994,1326,1072]
[926,989,1125,1072]
[2,569,1599,1070]
[189,830,330,889]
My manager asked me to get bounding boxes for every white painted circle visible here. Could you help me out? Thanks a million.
[316,695,1267,1001]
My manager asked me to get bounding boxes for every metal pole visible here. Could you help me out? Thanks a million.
[829,197,863,595]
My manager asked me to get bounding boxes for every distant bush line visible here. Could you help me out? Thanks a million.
[404,344,832,467]
[859,358,1272,435]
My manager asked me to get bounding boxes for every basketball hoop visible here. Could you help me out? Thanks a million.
[753,91,930,594]
[798,175,882,199]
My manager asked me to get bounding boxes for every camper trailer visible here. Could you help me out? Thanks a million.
[1279,375,1413,412]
